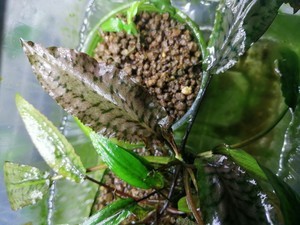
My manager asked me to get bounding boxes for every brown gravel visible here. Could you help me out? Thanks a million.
[92,11,201,224]
[94,12,202,121]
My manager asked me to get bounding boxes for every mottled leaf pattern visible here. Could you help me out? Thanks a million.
[195,155,283,225]
[15,94,86,183]
[205,0,281,74]
[3,162,50,210]
[21,40,172,144]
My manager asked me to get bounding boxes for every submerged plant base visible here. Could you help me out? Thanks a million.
[94,12,202,121]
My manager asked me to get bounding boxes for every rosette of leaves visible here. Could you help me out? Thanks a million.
[4,0,300,224]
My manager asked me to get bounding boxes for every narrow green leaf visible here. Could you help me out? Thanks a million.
[195,156,283,225]
[82,198,135,225]
[15,94,86,183]
[90,132,164,189]
[215,146,268,181]
[3,162,50,210]
[21,40,172,144]
[275,47,300,111]
[150,0,175,15]
[100,17,125,33]
[126,1,141,25]
[205,0,281,74]
[262,166,300,225]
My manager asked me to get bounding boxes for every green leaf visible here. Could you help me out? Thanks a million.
[205,0,281,74]
[149,0,175,15]
[195,155,283,225]
[261,166,300,225]
[90,132,164,189]
[214,146,268,181]
[177,196,191,213]
[3,162,50,210]
[82,198,135,225]
[100,17,126,33]
[275,47,300,111]
[15,94,86,183]
[21,40,172,144]
[126,1,140,25]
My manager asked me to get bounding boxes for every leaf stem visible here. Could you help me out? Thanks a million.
[159,164,182,215]
[86,164,107,173]
[229,107,289,149]
[180,74,212,153]
[183,169,204,225]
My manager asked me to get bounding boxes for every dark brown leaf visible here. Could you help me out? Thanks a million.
[21,40,172,143]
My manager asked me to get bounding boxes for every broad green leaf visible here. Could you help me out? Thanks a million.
[205,0,282,74]
[90,132,164,189]
[262,167,300,225]
[15,94,85,183]
[195,155,283,225]
[214,146,268,181]
[275,47,300,111]
[3,162,50,210]
[82,198,135,225]
[21,40,172,144]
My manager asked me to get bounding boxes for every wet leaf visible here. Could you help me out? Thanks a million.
[275,47,300,111]
[195,155,283,225]
[21,40,172,144]
[90,132,164,189]
[214,146,268,181]
[262,166,300,225]
[3,162,50,210]
[205,0,281,74]
[277,103,300,191]
[82,198,135,225]
[15,94,86,183]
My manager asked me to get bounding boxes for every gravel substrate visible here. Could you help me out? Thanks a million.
[94,12,202,121]
[92,11,202,224]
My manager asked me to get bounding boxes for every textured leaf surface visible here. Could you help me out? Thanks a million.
[90,132,164,189]
[21,40,172,144]
[195,155,283,225]
[3,162,50,210]
[262,167,300,225]
[205,0,281,74]
[15,94,86,183]
[82,198,135,225]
